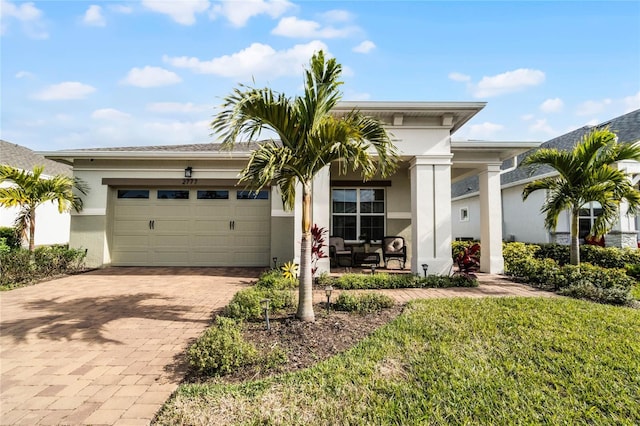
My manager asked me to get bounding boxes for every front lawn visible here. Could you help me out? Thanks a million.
[154,297,640,425]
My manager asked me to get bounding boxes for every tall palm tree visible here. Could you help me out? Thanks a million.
[211,51,399,321]
[0,165,89,252]
[522,128,640,265]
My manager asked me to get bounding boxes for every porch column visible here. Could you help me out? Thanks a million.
[410,156,453,275]
[312,166,331,274]
[479,163,504,273]
[607,169,639,248]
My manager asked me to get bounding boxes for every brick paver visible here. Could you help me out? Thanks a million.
[1,267,554,425]
[1,267,261,426]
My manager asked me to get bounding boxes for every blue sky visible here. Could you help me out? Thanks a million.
[1,0,639,152]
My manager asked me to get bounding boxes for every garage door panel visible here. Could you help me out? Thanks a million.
[112,187,271,267]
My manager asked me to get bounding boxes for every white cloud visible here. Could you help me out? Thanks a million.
[110,4,133,14]
[15,70,34,79]
[353,40,375,54]
[91,108,131,120]
[575,98,612,116]
[121,66,182,88]
[473,68,545,98]
[147,102,210,114]
[271,16,356,38]
[1,0,48,38]
[320,9,353,22]
[32,81,96,100]
[142,0,209,25]
[448,72,471,82]
[622,91,640,113]
[539,97,563,113]
[164,40,328,80]
[529,118,555,135]
[467,122,504,139]
[521,113,534,121]
[209,0,294,27]
[82,5,106,27]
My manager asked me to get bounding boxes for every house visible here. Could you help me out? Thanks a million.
[0,140,73,246]
[451,109,640,248]
[41,102,539,275]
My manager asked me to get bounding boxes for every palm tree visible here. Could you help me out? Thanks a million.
[521,128,640,265]
[0,165,89,252]
[211,51,398,321]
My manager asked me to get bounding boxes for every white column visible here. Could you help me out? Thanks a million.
[410,156,453,275]
[312,167,331,274]
[607,171,639,248]
[479,163,504,273]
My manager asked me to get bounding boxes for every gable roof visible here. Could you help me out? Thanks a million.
[452,109,640,198]
[1,140,71,176]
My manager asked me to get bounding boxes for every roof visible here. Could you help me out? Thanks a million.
[451,109,640,198]
[1,140,71,176]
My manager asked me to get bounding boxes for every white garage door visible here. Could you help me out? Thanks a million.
[111,188,271,266]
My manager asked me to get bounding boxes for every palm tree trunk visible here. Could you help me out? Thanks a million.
[29,209,36,252]
[296,183,315,322]
[570,209,580,266]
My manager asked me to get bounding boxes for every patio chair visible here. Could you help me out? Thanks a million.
[382,236,407,269]
[329,236,353,267]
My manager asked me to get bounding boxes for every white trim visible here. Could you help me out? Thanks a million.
[271,211,294,217]
[387,212,411,219]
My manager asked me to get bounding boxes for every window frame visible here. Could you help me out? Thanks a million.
[331,187,386,243]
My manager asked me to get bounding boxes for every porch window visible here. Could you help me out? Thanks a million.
[331,188,385,242]
[578,202,603,239]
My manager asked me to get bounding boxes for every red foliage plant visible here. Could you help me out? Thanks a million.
[311,224,328,277]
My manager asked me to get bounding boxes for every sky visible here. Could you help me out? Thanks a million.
[1,0,639,152]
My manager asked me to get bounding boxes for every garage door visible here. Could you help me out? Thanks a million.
[111,188,271,266]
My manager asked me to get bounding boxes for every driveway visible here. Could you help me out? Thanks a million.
[0,267,261,426]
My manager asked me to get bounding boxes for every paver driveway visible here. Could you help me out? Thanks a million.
[0,267,262,425]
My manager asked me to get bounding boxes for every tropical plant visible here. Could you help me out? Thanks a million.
[281,261,299,281]
[521,128,640,265]
[211,51,398,321]
[311,224,328,277]
[0,165,89,252]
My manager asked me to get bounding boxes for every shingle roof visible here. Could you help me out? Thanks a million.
[67,141,264,153]
[1,140,71,176]
[452,109,640,198]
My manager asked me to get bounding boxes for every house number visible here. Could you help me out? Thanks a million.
[182,179,198,185]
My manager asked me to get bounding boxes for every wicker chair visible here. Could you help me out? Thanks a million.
[382,236,407,269]
[329,236,353,267]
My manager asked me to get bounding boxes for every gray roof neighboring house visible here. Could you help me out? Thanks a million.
[1,140,71,176]
[452,109,640,198]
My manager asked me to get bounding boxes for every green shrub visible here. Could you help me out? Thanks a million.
[33,245,86,276]
[0,238,11,254]
[532,243,640,269]
[502,242,540,272]
[631,284,640,301]
[224,286,295,321]
[187,316,257,376]
[334,292,395,313]
[626,263,640,281]
[535,243,570,265]
[255,269,297,290]
[331,273,477,290]
[557,264,634,305]
[0,248,34,288]
[0,227,21,250]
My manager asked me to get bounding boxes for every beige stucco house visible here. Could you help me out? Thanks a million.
[42,102,538,275]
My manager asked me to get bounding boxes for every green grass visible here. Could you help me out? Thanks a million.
[154,298,640,425]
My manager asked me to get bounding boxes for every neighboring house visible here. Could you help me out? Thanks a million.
[42,102,539,274]
[451,109,640,248]
[0,140,73,246]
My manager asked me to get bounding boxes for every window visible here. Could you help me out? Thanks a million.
[460,207,469,222]
[578,202,603,239]
[332,188,385,241]
[197,190,229,199]
[237,190,269,200]
[157,190,189,199]
[117,189,149,199]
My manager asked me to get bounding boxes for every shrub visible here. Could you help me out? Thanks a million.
[452,240,477,260]
[557,264,634,305]
[187,316,257,376]
[0,248,34,288]
[532,243,640,269]
[330,273,478,290]
[255,269,297,290]
[334,292,395,313]
[503,242,540,272]
[224,286,295,321]
[34,245,86,275]
[626,263,640,281]
[535,243,570,265]
[0,227,20,250]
